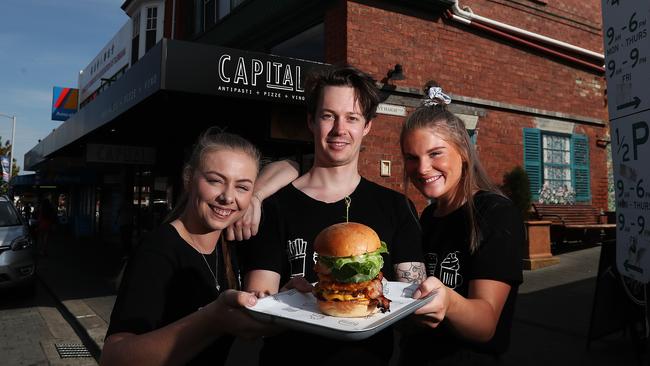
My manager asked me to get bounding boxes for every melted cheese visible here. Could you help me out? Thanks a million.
[321,292,368,302]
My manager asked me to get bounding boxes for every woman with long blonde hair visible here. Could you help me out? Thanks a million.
[102,129,271,366]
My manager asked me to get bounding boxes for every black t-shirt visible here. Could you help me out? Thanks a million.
[239,177,424,366]
[106,224,234,366]
[400,191,524,364]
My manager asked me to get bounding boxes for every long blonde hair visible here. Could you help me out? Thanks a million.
[167,128,261,288]
[400,82,503,253]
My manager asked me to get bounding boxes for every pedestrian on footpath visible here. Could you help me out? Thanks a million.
[101,129,273,366]
[35,198,56,257]
[398,82,524,365]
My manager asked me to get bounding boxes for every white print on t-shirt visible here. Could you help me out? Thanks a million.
[424,252,438,277]
[440,252,463,289]
[287,238,308,278]
[312,252,318,264]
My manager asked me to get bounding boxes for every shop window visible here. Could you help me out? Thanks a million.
[523,128,590,202]
[270,23,325,62]
[145,6,158,52]
[193,0,244,34]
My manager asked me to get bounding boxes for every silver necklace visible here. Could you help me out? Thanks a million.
[188,230,220,291]
[200,251,220,291]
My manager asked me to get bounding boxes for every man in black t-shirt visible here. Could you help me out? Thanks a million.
[239,66,425,366]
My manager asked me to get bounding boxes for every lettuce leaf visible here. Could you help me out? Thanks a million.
[318,241,388,283]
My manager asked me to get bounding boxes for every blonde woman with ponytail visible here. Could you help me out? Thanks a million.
[400,83,524,365]
[102,129,272,366]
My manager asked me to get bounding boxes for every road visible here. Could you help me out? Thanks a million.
[0,279,98,366]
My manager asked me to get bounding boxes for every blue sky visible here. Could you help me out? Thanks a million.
[0,0,128,174]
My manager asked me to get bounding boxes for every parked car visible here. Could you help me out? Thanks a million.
[0,196,35,290]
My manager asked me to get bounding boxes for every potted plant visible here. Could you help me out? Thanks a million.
[502,167,558,270]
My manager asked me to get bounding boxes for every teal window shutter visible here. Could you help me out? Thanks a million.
[467,129,477,145]
[571,134,591,202]
[523,128,542,200]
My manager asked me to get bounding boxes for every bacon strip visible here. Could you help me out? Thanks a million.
[377,295,391,312]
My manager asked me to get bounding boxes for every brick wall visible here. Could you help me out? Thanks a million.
[465,0,604,52]
[326,1,610,212]
[324,0,348,64]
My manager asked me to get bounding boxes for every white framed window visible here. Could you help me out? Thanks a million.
[131,12,141,65]
[133,11,141,37]
[146,7,157,30]
[542,134,572,190]
[270,23,325,62]
[145,6,158,52]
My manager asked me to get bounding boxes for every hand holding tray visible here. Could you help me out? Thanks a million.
[246,281,436,341]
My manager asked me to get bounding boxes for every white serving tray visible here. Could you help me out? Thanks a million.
[246,281,436,341]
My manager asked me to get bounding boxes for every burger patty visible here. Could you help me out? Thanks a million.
[313,272,391,312]
[315,272,384,298]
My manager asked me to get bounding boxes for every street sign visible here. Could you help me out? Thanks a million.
[603,2,650,121]
[602,0,650,283]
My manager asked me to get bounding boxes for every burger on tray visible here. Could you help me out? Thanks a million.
[313,222,392,317]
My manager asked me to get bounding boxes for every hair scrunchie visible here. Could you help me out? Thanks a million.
[423,86,451,107]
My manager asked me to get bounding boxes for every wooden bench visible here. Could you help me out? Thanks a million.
[532,203,616,245]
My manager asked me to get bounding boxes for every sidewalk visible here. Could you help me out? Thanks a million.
[37,231,122,357]
[38,231,647,365]
[502,247,646,366]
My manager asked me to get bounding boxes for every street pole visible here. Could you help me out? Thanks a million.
[0,113,16,180]
[10,116,15,178]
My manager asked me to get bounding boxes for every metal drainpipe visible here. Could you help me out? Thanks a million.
[445,10,605,73]
[449,0,604,62]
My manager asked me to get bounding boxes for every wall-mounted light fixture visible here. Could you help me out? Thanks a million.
[386,64,405,81]
[380,160,391,177]
[100,75,117,87]
[596,137,611,148]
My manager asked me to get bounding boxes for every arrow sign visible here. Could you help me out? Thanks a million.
[624,260,644,274]
[617,96,641,111]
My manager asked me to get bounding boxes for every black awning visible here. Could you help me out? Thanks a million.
[25,39,326,170]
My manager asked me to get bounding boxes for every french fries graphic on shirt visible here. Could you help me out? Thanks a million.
[287,238,308,278]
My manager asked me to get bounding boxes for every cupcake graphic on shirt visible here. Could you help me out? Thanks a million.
[440,252,463,289]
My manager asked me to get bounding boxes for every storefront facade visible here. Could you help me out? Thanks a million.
[25,39,322,239]
[23,0,610,238]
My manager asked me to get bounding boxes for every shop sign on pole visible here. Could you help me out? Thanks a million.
[1,156,9,183]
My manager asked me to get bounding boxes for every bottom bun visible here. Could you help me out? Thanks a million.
[317,299,379,318]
